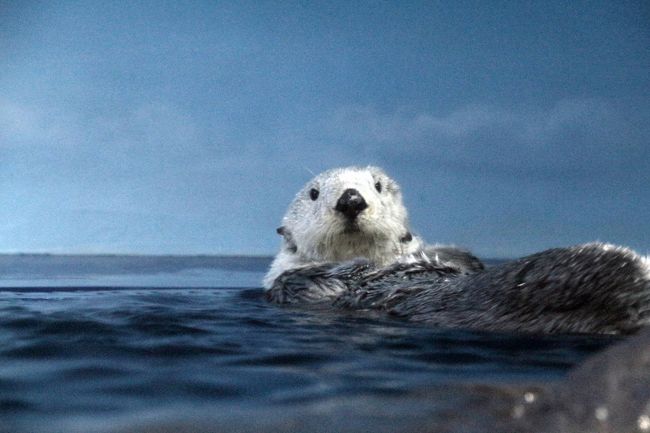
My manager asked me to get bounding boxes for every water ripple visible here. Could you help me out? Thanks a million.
[0,286,615,433]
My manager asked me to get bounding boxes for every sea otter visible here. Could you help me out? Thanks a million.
[265,166,650,335]
[263,166,483,289]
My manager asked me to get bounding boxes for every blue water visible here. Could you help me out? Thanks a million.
[0,255,615,433]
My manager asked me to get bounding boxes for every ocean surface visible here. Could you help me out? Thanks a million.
[0,255,616,433]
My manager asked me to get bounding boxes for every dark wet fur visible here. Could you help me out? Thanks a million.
[267,243,650,334]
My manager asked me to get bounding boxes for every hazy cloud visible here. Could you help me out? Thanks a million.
[323,99,648,177]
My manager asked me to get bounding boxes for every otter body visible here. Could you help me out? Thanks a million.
[265,166,650,335]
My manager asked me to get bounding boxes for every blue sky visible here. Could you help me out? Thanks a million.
[1,1,649,257]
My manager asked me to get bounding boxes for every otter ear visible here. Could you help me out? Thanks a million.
[277,226,297,253]
[386,177,400,194]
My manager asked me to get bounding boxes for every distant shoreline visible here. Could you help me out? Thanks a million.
[0,252,274,259]
[0,254,275,278]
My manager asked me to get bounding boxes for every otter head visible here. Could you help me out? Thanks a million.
[277,166,419,265]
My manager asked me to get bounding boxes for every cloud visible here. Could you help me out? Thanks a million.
[0,99,79,147]
[2,95,648,254]
[0,98,307,253]
[0,99,229,184]
[4,96,648,188]
[1,100,201,151]
[321,99,649,178]
[0,100,39,141]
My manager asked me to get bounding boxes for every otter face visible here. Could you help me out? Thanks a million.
[278,166,416,264]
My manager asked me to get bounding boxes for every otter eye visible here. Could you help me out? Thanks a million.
[375,181,382,193]
[309,188,319,200]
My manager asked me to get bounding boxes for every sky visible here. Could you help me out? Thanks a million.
[1,0,649,258]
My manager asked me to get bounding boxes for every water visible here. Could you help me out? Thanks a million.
[0,255,615,433]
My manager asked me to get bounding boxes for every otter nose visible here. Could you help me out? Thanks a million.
[335,188,368,219]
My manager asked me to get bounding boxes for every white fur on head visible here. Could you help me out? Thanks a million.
[263,166,422,289]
